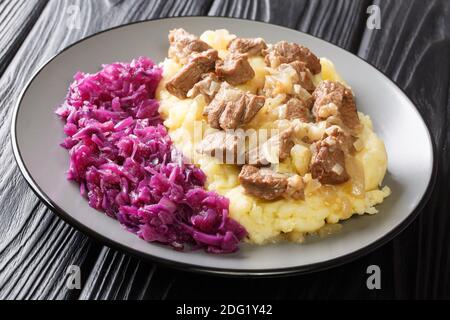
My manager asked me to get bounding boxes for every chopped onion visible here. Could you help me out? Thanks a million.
[345,156,365,197]
[293,84,312,101]
[353,138,364,151]
[317,103,338,118]
[331,163,344,175]
[277,104,287,119]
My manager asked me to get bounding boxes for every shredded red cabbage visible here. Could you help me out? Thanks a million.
[56,57,246,253]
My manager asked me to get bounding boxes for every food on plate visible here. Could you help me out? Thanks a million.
[165,49,219,99]
[203,82,265,130]
[57,27,390,252]
[227,37,267,56]
[157,29,390,245]
[215,53,255,85]
[56,57,246,253]
[263,40,322,74]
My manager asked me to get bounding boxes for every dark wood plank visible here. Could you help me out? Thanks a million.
[0,0,49,76]
[0,0,448,300]
[0,0,212,300]
[209,0,372,51]
[0,0,109,297]
[78,248,170,300]
[0,209,101,299]
[357,0,450,299]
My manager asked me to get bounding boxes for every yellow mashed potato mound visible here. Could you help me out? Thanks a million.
[157,30,391,244]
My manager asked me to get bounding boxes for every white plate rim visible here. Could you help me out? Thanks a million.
[10,16,438,277]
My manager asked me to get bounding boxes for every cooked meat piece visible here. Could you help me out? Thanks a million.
[204,83,265,130]
[263,62,315,100]
[218,96,247,129]
[168,28,211,64]
[274,129,295,160]
[203,83,239,129]
[239,165,304,200]
[215,54,255,85]
[187,73,221,102]
[239,165,288,200]
[198,128,293,166]
[196,131,246,164]
[312,80,360,132]
[324,125,355,154]
[310,133,350,185]
[165,49,219,99]
[312,80,346,102]
[247,128,294,166]
[288,61,316,93]
[264,41,321,74]
[219,93,264,129]
[227,37,267,56]
[284,98,312,122]
[291,85,314,109]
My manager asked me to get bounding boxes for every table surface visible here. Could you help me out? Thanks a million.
[0,0,449,300]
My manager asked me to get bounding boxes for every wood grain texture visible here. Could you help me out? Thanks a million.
[0,0,49,76]
[209,0,372,50]
[0,0,448,300]
[358,0,450,299]
[0,0,212,300]
[0,1,213,299]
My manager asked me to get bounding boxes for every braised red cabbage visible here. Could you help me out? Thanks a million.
[56,57,246,253]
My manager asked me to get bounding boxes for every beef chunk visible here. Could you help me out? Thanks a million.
[204,83,265,130]
[310,133,349,185]
[187,73,221,102]
[324,125,355,154]
[219,93,264,129]
[263,62,315,99]
[288,61,316,93]
[239,165,288,200]
[215,54,255,85]
[197,129,293,166]
[168,28,211,64]
[246,128,294,166]
[284,98,312,122]
[196,130,246,164]
[227,37,267,56]
[312,80,360,132]
[239,165,304,200]
[291,84,315,110]
[273,129,295,160]
[165,49,219,99]
[264,41,321,74]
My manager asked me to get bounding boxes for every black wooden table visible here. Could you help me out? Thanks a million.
[0,0,449,300]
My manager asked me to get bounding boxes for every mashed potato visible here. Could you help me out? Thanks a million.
[157,30,390,244]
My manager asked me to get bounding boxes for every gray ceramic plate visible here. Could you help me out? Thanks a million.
[11,17,436,276]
